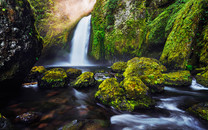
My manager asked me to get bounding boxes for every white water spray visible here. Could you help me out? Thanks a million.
[68,15,92,66]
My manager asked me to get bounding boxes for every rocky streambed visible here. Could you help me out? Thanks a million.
[0,57,208,129]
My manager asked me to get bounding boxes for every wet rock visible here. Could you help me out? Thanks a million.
[39,68,68,88]
[0,0,43,88]
[70,72,96,88]
[195,70,208,87]
[16,112,41,124]
[95,78,155,112]
[0,113,12,129]
[94,72,113,81]
[124,57,166,93]
[60,119,109,130]
[111,61,127,73]
[187,102,208,121]
[162,70,192,86]
[25,66,47,82]
[66,68,82,79]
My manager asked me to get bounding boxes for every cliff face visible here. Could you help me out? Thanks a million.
[29,0,96,59]
[0,0,43,87]
[90,0,208,69]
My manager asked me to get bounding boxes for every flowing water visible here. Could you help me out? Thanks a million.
[50,15,95,67]
[1,67,208,130]
[68,15,92,66]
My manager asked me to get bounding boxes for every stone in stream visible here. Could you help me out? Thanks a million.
[38,68,68,88]
[95,77,155,112]
[16,112,41,124]
[187,102,208,121]
[60,119,109,130]
[66,68,82,79]
[111,61,127,73]
[195,69,208,87]
[70,72,97,88]
[25,66,47,82]
[0,0,43,88]
[0,113,13,129]
[124,57,167,93]
[162,70,192,86]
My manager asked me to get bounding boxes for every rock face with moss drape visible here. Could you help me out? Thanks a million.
[90,0,208,69]
[0,0,43,87]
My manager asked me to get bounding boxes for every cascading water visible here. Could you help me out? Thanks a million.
[68,15,92,66]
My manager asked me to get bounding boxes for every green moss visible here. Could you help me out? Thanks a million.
[39,68,67,88]
[111,61,127,73]
[95,77,155,111]
[120,76,149,100]
[146,0,187,47]
[124,57,167,77]
[31,66,46,74]
[90,0,146,60]
[95,78,123,103]
[70,72,96,88]
[124,57,166,93]
[188,102,208,121]
[162,70,192,86]
[195,70,208,87]
[199,24,208,65]
[160,0,205,69]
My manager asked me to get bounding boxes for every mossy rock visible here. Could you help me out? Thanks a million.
[124,57,167,77]
[124,57,166,93]
[120,76,149,100]
[160,0,205,69]
[162,70,192,86]
[95,78,155,111]
[195,70,208,87]
[0,113,12,129]
[111,61,127,73]
[70,72,96,88]
[140,73,165,93]
[66,68,82,79]
[25,66,47,82]
[187,102,208,121]
[39,68,68,88]
[95,78,123,103]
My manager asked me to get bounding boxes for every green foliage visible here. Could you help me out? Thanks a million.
[160,0,205,69]
[186,65,193,71]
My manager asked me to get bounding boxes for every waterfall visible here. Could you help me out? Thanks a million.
[68,15,92,66]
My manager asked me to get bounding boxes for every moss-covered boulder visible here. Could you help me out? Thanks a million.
[95,78,155,111]
[70,72,96,88]
[124,57,166,93]
[111,61,127,73]
[66,68,82,79]
[39,68,68,88]
[187,102,208,121]
[160,0,205,69]
[195,70,208,87]
[25,66,47,82]
[0,113,12,129]
[121,76,149,99]
[162,70,192,86]
[124,57,167,77]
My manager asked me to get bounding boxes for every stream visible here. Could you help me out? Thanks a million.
[0,66,208,130]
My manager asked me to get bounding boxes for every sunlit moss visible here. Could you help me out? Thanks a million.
[160,0,205,69]
[70,72,96,88]
[111,61,127,73]
[162,70,192,86]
